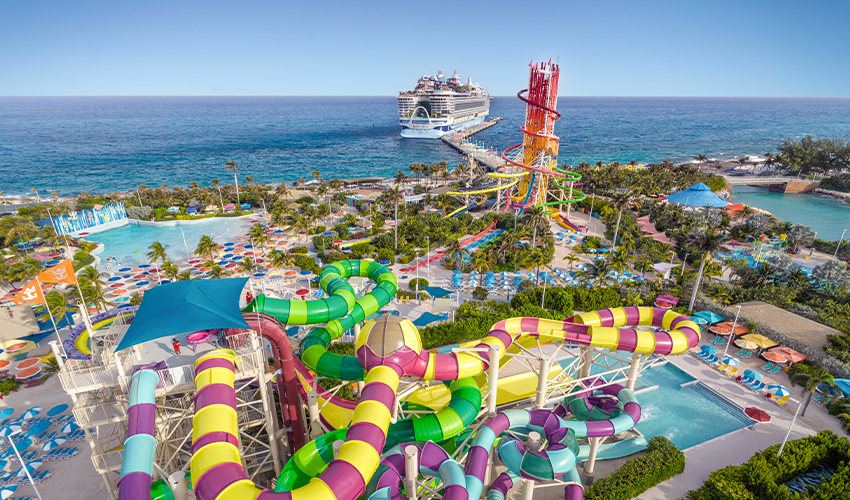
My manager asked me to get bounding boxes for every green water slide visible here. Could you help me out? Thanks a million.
[275,377,482,492]
[246,259,397,381]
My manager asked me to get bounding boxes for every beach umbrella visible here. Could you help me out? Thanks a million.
[734,339,759,350]
[0,485,17,499]
[60,422,80,434]
[701,344,718,355]
[0,409,12,420]
[16,460,42,477]
[118,267,132,272]
[743,369,763,381]
[769,346,808,364]
[41,437,66,451]
[767,384,789,396]
[224,242,235,246]
[25,421,49,437]
[0,426,21,437]
[720,356,739,366]
[743,407,771,423]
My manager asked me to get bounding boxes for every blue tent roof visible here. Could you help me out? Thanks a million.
[114,278,250,351]
[412,312,449,327]
[833,379,850,397]
[666,183,729,208]
[420,286,454,299]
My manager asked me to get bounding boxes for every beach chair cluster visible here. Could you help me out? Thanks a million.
[0,471,19,486]
[707,336,727,346]
[15,469,52,485]
[32,431,58,444]
[760,362,783,374]
[732,348,753,359]
[693,345,719,364]
[51,415,74,427]
[65,429,86,442]
[42,446,79,461]
[8,450,37,464]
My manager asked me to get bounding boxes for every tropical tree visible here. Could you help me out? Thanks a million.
[146,241,169,264]
[444,239,470,265]
[4,258,42,284]
[0,216,40,245]
[394,171,408,188]
[379,186,405,250]
[610,190,640,249]
[178,270,192,281]
[270,250,294,270]
[211,179,224,211]
[790,367,834,417]
[562,254,580,272]
[35,289,76,325]
[682,229,727,310]
[522,247,549,279]
[195,235,219,259]
[522,206,549,247]
[225,160,240,206]
[471,251,493,274]
[249,224,270,253]
[162,260,180,281]
[208,265,226,280]
[581,260,614,286]
[238,258,260,275]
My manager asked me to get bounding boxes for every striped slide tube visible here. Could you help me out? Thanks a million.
[365,441,466,500]
[117,369,160,500]
[191,349,400,500]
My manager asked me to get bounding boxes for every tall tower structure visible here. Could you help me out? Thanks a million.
[504,60,562,208]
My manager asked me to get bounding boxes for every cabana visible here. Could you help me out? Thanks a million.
[166,206,181,214]
[223,204,236,213]
[240,203,252,210]
[666,183,730,208]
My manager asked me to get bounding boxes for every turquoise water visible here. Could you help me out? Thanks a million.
[731,192,850,241]
[632,363,750,449]
[561,357,750,450]
[86,218,247,268]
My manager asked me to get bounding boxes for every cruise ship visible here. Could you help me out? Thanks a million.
[398,70,491,139]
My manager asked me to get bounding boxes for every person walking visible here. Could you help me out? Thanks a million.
[172,338,181,356]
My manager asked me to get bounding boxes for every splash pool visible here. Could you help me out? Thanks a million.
[87,218,248,268]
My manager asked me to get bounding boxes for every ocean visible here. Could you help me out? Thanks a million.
[1,96,849,198]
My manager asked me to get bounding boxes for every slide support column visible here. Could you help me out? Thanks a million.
[585,436,602,480]
[535,356,551,409]
[252,333,283,472]
[404,445,419,500]
[307,383,321,438]
[626,352,641,392]
[521,479,535,500]
[579,345,594,378]
[488,345,500,416]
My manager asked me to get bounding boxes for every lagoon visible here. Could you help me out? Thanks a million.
[731,191,850,241]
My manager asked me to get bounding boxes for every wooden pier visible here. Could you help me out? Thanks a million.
[441,118,505,169]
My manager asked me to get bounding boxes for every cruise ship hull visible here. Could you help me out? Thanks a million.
[400,113,487,139]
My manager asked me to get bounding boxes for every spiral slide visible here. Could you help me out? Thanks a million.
[64,306,139,360]
[182,304,698,500]
[117,369,159,500]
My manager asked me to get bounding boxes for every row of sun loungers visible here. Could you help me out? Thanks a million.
[8,450,37,463]
[693,344,789,405]
[15,469,52,485]
[42,447,79,461]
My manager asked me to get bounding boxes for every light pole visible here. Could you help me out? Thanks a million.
[588,191,595,231]
[6,433,44,500]
[178,227,190,262]
[722,304,742,358]
[808,232,817,258]
[832,229,846,261]
[426,236,430,279]
[777,399,803,458]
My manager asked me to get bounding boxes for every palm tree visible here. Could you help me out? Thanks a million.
[694,154,708,166]
[277,183,291,207]
[238,257,259,275]
[409,164,421,185]
[208,265,226,279]
[311,171,322,182]
[271,210,287,230]
[5,258,42,284]
[379,186,405,250]
[471,251,493,273]
[608,247,633,277]
[790,368,834,417]
[195,235,219,259]
[444,239,470,265]
[705,284,733,305]
[682,229,727,310]
[610,190,640,249]
[394,171,408,188]
[522,247,549,280]
[162,260,180,281]
[562,254,580,272]
[581,260,614,286]
[270,250,294,270]
[146,241,169,264]
[30,188,41,201]
[522,206,549,247]
[225,161,240,206]
[36,289,76,324]
[177,270,192,281]
[211,179,224,211]
[0,216,40,245]
[41,357,61,381]
[80,280,114,311]
[249,224,270,253]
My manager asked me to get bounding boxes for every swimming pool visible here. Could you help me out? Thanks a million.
[87,218,248,268]
[558,356,751,450]
[631,362,751,449]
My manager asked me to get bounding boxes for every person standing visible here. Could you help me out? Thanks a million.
[172,338,181,356]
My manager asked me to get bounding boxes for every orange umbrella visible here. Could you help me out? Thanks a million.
[768,346,808,363]
[715,321,749,335]
[762,351,787,364]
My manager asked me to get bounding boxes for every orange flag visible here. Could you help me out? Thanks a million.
[37,259,77,285]
[13,279,46,305]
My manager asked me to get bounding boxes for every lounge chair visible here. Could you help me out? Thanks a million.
[747,380,766,391]
[771,395,789,405]
[768,365,782,374]
[724,367,739,377]
[733,348,747,357]
[761,362,774,371]
[740,350,753,359]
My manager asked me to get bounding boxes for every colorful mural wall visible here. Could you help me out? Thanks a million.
[53,202,127,235]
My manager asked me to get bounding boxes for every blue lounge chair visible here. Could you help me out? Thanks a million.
[761,362,774,371]
[740,350,753,359]
[768,365,782,374]
[747,380,766,391]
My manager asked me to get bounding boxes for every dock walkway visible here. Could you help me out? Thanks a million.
[441,118,505,169]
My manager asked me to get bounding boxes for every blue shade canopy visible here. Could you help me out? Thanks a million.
[701,344,718,354]
[412,312,449,327]
[833,379,850,397]
[694,310,726,324]
[666,183,730,208]
[114,278,250,351]
[421,286,454,299]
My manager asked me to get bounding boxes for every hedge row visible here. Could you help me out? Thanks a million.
[686,430,850,500]
[584,436,685,500]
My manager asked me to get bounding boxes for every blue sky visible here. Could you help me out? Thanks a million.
[1,0,848,96]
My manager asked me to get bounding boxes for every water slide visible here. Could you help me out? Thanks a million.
[65,306,139,360]
[187,305,698,500]
[117,369,159,500]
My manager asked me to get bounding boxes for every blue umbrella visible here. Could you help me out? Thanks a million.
[13,438,32,450]
[138,264,151,269]
[0,409,12,419]
[743,369,763,380]
[107,277,122,282]
[116,297,130,303]
[253,273,267,278]
[244,245,253,249]
[46,404,68,417]
[61,422,80,434]
[223,254,234,259]
[0,485,17,499]
[701,344,718,355]
[379,260,391,266]
[224,242,236,246]
[25,421,49,437]
[217,260,228,265]
[135,281,150,287]
[0,426,21,437]
[41,437,66,451]
[119,267,132,272]
[767,384,789,396]
[299,270,312,276]
[16,460,41,477]
[21,408,40,421]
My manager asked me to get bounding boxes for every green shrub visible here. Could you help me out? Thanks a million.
[315,225,326,234]
[294,256,320,274]
[312,235,334,251]
[290,246,308,254]
[399,254,414,264]
[349,242,372,259]
[372,215,386,228]
[377,248,395,264]
[372,233,395,249]
[333,224,351,239]
[585,437,684,500]
[408,278,429,291]
[472,286,488,301]
[0,376,22,396]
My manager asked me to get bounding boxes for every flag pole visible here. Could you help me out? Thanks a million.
[47,208,94,330]
[36,276,64,355]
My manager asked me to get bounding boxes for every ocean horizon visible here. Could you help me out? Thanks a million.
[2,96,849,198]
